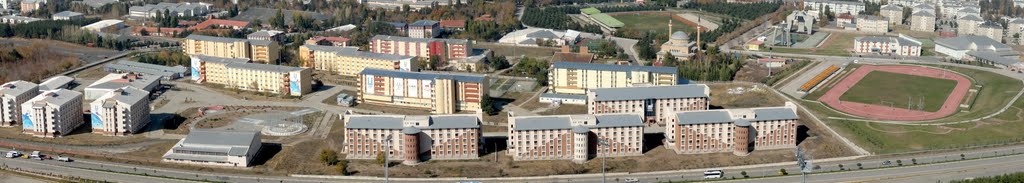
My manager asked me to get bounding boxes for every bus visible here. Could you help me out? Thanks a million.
[704,170,723,179]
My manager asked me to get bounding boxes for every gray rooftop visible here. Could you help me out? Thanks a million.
[912,11,934,17]
[512,116,572,131]
[961,14,983,21]
[0,15,43,22]
[553,62,678,74]
[966,50,1021,66]
[247,30,282,38]
[304,45,414,61]
[881,4,902,11]
[372,35,468,44]
[39,76,74,91]
[101,86,149,107]
[512,113,643,131]
[676,106,798,125]
[360,68,486,83]
[410,20,438,26]
[540,93,588,100]
[88,73,160,90]
[0,81,38,97]
[589,85,709,102]
[53,11,83,18]
[936,35,1013,52]
[592,114,645,128]
[193,55,303,73]
[858,15,887,21]
[177,129,259,156]
[980,21,1003,29]
[346,115,481,130]
[30,89,81,107]
[186,34,247,43]
[526,30,559,39]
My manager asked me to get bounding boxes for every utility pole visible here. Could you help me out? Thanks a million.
[599,139,610,183]
[385,135,392,183]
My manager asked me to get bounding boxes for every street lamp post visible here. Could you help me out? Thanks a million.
[385,135,392,183]
[599,139,610,183]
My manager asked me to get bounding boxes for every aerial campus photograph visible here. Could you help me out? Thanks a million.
[4,0,1024,183]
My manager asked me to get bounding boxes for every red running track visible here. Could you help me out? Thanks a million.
[819,65,972,121]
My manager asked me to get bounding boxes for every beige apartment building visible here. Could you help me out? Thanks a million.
[587,85,710,124]
[548,62,678,95]
[369,35,470,61]
[190,55,311,96]
[21,89,84,138]
[358,69,487,114]
[666,102,799,156]
[910,11,935,32]
[89,86,151,136]
[1,81,40,127]
[343,114,481,165]
[507,113,644,163]
[856,15,889,33]
[880,4,903,25]
[182,35,280,63]
[978,21,1005,42]
[298,45,416,76]
[958,15,984,35]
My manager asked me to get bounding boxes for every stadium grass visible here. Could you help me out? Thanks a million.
[837,71,958,112]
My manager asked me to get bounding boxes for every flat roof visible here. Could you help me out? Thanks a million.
[553,62,677,74]
[29,89,81,107]
[372,35,469,44]
[88,73,160,90]
[589,84,709,102]
[0,81,38,97]
[676,105,798,125]
[360,68,486,83]
[97,86,149,106]
[512,113,643,131]
[346,114,481,130]
[193,55,303,73]
[39,76,74,91]
[181,129,259,148]
[303,45,414,61]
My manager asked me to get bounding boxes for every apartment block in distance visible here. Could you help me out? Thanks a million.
[853,35,922,56]
[182,35,280,63]
[507,113,644,163]
[343,114,481,165]
[1,81,40,127]
[21,89,84,138]
[548,62,678,96]
[89,86,151,136]
[369,35,470,61]
[666,102,799,156]
[190,55,311,96]
[298,45,416,76]
[587,85,710,124]
[358,69,487,114]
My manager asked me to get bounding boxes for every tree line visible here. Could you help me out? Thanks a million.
[521,7,602,33]
[0,19,171,51]
[657,46,745,81]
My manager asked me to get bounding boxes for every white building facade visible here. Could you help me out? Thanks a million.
[1,81,40,127]
[89,86,151,136]
[21,89,84,138]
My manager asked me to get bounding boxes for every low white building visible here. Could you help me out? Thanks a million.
[85,73,160,100]
[163,129,263,167]
[1,81,40,127]
[0,15,42,24]
[89,86,150,136]
[21,89,84,138]
[38,76,74,91]
[853,35,922,56]
[82,19,125,33]
[935,35,1021,68]
[52,11,84,20]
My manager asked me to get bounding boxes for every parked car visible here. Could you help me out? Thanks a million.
[623,178,640,182]
[56,156,72,162]
[882,160,892,166]
[29,151,43,160]
[5,151,21,158]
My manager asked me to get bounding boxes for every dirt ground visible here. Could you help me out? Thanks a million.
[538,105,588,115]
[708,83,786,109]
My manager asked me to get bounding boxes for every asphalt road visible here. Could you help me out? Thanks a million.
[727,153,1024,183]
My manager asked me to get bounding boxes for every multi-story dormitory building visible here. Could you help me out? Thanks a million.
[298,45,417,76]
[547,62,678,96]
[190,55,311,96]
[1,81,40,127]
[343,114,481,165]
[507,113,645,163]
[89,86,151,136]
[587,85,710,124]
[666,102,799,156]
[369,35,470,61]
[21,89,84,138]
[358,68,487,114]
[182,35,280,63]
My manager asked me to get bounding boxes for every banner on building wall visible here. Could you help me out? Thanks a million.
[364,75,375,94]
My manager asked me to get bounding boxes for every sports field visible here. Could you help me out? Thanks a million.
[611,13,695,38]
[838,71,958,112]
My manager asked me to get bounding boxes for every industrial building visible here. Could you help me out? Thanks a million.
[84,73,160,100]
[507,113,645,163]
[162,129,263,167]
[190,55,312,96]
[369,35,470,61]
[38,76,73,91]
[358,69,487,114]
[21,89,84,138]
[587,85,710,124]
[182,35,280,63]
[105,60,190,80]
[1,81,40,127]
[89,86,151,136]
[666,103,799,156]
[343,114,482,164]
[935,35,1022,68]
[298,45,416,76]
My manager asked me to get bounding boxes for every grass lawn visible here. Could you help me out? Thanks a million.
[838,71,958,112]
[767,31,860,56]
[611,13,695,36]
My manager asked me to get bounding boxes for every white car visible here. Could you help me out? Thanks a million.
[623,178,640,182]
[704,169,724,179]
[5,151,21,158]
[56,156,72,162]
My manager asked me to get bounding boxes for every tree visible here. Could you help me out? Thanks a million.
[838,164,845,170]
[319,149,340,165]
[896,159,903,166]
[488,55,510,71]
[740,171,748,178]
[271,9,286,29]
[376,151,387,165]
[0,24,12,37]
[911,158,917,165]
[779,168,788,175]
[139,28,149,36]
[857,162,863,169]
[428,55,443,70]
[480,95,496,115]
[335,160,348,175]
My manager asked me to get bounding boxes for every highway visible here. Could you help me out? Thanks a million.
[727,153,1024,183]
